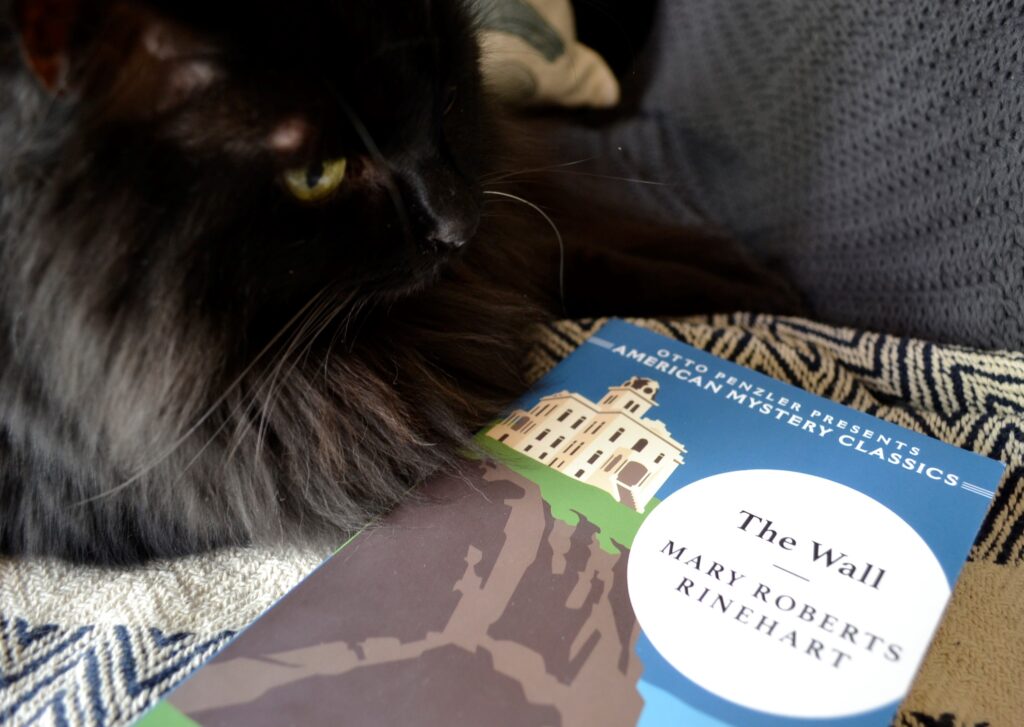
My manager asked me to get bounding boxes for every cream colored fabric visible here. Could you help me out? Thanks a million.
[903,561,1024,726]
[479,0,620,108]
[0,545,323,633]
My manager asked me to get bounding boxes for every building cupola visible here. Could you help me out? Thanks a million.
[600,376,659,417]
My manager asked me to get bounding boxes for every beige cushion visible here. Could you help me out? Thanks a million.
[478,0,620,109]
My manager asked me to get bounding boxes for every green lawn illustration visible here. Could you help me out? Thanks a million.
[474,432,659,554]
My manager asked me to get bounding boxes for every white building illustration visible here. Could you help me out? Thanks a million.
[487,377,686,512]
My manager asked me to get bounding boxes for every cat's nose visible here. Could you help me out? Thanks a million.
[401,159,480,250]
[427,214,478,249]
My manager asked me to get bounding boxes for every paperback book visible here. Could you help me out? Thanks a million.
[139,319,1006,726]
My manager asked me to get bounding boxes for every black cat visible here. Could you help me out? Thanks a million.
[0,0,800,565]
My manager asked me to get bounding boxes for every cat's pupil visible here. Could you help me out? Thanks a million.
[306,160,325,188]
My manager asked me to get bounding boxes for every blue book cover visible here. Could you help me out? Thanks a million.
[140,319,1006,727]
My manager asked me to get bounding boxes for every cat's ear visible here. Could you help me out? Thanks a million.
[14,0,222,115]
[12,0,79,92]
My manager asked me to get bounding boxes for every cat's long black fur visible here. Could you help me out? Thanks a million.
[0,0,550,564]
[0,0,803,565]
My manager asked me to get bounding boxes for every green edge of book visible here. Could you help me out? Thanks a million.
[134,702,200,727]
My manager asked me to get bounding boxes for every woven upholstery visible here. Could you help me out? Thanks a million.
[564,0,1024,349]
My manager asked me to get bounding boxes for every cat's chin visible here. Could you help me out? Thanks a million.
[373,247,461,300]
[379,266,445,301]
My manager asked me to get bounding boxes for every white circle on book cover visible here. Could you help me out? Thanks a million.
[627,469,950,719]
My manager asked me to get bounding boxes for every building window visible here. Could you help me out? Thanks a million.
[604,454,622,472]
[655,453,664,464]
[558,408,573,422]
[499,434,509,442]
[588,450,604,464]
[633,438,649,452]
[604,395,618,404]
[626,399,634,410]
[592,422,605,434]
[610,428,624,442]
[551,436,564,448]
[572,442,585,455]
[525,445,533,452]
[571,417,586,429]
[536,429,550,441]
[575,469,585,478]
[540,452,548,460]
[511,416,530,432]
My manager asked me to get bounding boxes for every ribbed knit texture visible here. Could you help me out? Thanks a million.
[561,0,1024,349]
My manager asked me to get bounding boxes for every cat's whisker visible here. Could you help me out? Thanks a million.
[76,287,335,505]
[219,291,342,475]
[251,291,353,464]
[251,283,372,464]
[253,317,324,457]
[481,156,596,184]
[211,292,335,461]
[545,169,673,187]
[324,290,365,377]
[482,189,566,314]
[486,168,673,188]
[340,294,374,352]
[223,315,321,468]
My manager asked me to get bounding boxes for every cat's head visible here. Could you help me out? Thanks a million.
[9,0,491,333]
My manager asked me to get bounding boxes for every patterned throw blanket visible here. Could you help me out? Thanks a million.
[2,315,1022,726]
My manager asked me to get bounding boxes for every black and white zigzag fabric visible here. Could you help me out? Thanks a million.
[2,315,1021,726]
[0,619,231,726]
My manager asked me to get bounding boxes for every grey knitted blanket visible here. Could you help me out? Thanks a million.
[559,0,1024,349]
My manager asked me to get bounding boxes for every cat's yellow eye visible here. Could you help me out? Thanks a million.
[282,157,347,202]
